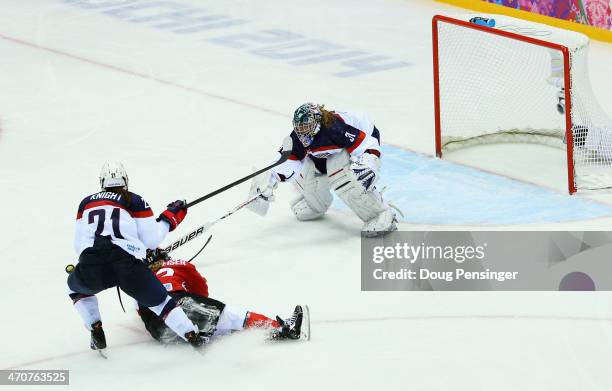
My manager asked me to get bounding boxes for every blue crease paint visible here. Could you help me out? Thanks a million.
[333,145,612,225]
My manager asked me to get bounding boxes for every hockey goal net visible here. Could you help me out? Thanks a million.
[433,14,612,194]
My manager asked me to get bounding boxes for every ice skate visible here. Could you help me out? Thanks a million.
[270,305,310,341]
[90,321,107,358]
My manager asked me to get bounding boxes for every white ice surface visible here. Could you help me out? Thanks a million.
[1,0,612,390]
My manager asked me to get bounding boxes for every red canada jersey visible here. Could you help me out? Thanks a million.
[154,259,209,297]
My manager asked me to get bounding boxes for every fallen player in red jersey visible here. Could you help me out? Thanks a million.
[136,248,309,344]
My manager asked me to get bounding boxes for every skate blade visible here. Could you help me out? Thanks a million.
[96,349,108,359]
[300,305,311,341]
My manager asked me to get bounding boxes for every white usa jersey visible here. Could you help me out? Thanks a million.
[74,191,169,260]
[271,109,381,182]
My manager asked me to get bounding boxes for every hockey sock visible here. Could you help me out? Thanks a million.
[244,312,280,329]
[149,296,197,340]
[213,308,280,336]
[72,295,101,330]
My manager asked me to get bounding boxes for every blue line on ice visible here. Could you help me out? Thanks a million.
[332,145,612,225]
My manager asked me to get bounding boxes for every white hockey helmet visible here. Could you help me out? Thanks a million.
[293,102,322,147]
[99,161,129,190]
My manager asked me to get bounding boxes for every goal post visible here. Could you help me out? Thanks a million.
[432,14,612,194]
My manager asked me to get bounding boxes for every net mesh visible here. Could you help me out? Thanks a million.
[436,15,612,191]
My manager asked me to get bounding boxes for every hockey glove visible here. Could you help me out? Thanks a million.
[259,180,277,202]
[157,200,187,231]
[247,172,278,216]
[350,153,381,191]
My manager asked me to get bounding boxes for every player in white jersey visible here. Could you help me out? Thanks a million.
[67,162,207,352]
[249,102,399,236]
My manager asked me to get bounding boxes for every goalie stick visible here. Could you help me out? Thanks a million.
[163,192,264,253]
[184,136,292,209]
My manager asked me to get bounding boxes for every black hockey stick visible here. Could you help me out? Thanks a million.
[116,287,126,313]
[184,136,293,209]
[187,234,213,263]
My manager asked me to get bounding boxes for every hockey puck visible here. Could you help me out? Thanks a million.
[65,264,75,274]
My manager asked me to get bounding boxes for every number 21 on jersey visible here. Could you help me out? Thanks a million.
[88,207,124,239]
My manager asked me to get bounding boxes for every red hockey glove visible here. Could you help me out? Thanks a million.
[157,200,187,231]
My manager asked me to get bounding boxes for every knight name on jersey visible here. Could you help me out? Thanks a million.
[90,191,122,201]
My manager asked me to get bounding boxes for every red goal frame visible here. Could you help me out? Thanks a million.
[432,15,576,194]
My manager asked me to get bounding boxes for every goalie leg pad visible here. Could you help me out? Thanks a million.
[327,151,386,222]
[291,198,326,221]
[327,151,398,235]
[291,158,332,221]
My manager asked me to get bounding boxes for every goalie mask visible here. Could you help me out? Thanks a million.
[100,161,129,190]
[293,103,322,147]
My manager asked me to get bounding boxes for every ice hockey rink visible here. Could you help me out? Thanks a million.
[2,0,612,389]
